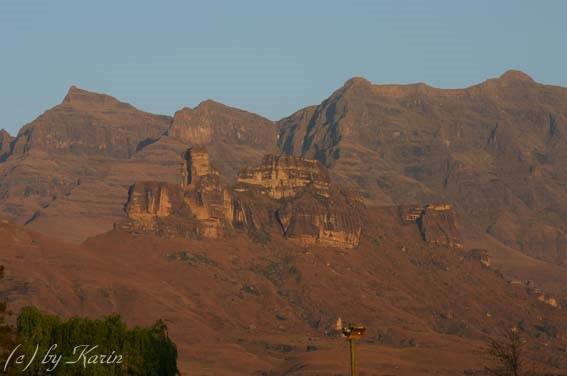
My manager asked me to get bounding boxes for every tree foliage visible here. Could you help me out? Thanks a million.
[0,266,15,362]
[13,307,179,375]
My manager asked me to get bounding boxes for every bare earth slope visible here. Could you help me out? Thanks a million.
[277,71,567,265]
[2,208,567,375]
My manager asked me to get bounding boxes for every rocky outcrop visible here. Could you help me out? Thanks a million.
[400,204,463,249]
[537,294,559,308]
[119,149,363,248]
[181,148,233,238]
[119,147,233,239]
[233,155,362,247]
[465,249,491,267]
[236,155,330,199]
[0,129,13,161]
[272,190,363,247]
[125,182,183,221]
[419,204,463,249]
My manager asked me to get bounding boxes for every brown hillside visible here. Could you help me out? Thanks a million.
[2,205,567,374]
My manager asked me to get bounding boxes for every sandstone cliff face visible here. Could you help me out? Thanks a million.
[278,71,567,264]
[125,182,183,223]
[181,148,233,238]
[233,155,363,248]
[120,149,363,248]
[400,204,463,249]
[236,155,330,199]
[120,147,233,239]
[273,190,363,248]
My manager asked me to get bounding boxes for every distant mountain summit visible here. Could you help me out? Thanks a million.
[497,69,535,83]
[277,70,567,264]
[11,85,170,158]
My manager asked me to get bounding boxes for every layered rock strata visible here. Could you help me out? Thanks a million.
[118,149,363,248]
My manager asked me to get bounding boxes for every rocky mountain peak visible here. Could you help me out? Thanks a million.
[195,99,226,111]
[0,129,13,161]
[497,69,535,83]
[62,85,133,109]
[344,76,373,88]
[0,128,11,140]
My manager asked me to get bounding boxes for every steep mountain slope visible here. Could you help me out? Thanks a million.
[277,71,567,265]
[0,88,276,243]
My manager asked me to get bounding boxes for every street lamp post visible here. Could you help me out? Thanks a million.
[341,323,366,376]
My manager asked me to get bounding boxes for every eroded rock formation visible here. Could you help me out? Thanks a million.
[125,182,182,221]
[233,155,363,247]
[465,249,491,267]
[236,155,330,199]
[119,149,363,248]
[400,204,463,249]
[120,147,233,239]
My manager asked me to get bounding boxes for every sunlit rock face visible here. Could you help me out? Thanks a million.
[234,154,362,248]
[124,182,183,226]
[236,155,331,199]
[181,147,219,187]
[181,147,233,238]
[119,149,364,248]
[120,147,233,239]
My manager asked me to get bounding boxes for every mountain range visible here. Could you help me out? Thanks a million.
[2,70,567,374]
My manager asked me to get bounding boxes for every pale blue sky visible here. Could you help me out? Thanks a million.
[1,1,566,135]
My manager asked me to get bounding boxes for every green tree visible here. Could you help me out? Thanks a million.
[0,266,14,362]
[13,307,179,375]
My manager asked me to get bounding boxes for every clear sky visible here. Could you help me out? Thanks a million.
[1,1,566,135]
